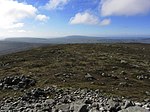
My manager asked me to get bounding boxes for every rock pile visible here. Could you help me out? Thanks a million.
[0,75,36,90]
[0,87,150,112]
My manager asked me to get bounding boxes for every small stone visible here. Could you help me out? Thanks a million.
[85,73,95,81]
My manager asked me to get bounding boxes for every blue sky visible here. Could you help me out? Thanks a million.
[0,0,150,39]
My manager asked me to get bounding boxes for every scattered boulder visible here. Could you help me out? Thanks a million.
[0,75,36,90]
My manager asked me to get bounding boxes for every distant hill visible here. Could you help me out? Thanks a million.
[0,41,45,56]
[1,36,149,55]
[4,36,150,44]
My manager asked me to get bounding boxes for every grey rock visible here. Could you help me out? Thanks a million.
[145,91,150,96]
[79,105,89,112]
[85,73,95,81]
[45,99,55,105]
[85,99,93,104]
[107,99,121,111]
[119,106,149,112]
[56,104,70,112]
[120,60,128,64]
[122,100,135,109]
[0,75,36,90]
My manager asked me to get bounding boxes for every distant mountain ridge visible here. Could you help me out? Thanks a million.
[1,36,149,55]
[4,36,150,44]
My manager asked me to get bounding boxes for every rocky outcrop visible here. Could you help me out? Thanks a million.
[0,86,149,112]
[0,75,36,90]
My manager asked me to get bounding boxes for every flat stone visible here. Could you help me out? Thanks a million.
[119,106,149,112]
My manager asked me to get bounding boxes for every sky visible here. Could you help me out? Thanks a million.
[0,0,150,39]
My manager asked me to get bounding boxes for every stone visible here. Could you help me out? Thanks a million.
[85,73,95,81]
[119,106,149,112]
[120,60,128,64]
[135,102,142,107]
[85,99,93,104]
[0,75,36,90]
[122,100,135,109]
[107,99,121,111]
[79,105,89,112]
[145,91,150,96]
[143,103,150,111]
[45,99,55,105]
[56,104,70,112]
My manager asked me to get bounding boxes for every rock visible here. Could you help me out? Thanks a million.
[119,106,149,112]
[79,105,89,112]
[122,100,135,109]
[45,99,55,105]
[85,73,95,81]
[85,99,93,104]
[63,95,72,103]
[143,103,150,111]
[120,60,128,64]
[70,100,85,112]
[35,103,42,108]
[135,102,142,107]
[0,75,36,90]
[0,86,149,112]
[120,71,127,75]
[56,104,70,112]
[145,91,150,96]
[144,99,150,103]
[107,98,121,111]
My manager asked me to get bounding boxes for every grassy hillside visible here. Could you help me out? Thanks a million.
[0,43,150,101]
[0,41,45,56]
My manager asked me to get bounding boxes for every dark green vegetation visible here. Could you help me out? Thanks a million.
[0,43,150,101]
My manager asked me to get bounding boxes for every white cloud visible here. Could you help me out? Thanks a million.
[36,14,49,21]
[0,0,49,30]
[45,0,69,10]
[0,0,37,29]
[100,19,111,26]
[70,12,111,26]
[70,12,99,25]
[101,0,150,16]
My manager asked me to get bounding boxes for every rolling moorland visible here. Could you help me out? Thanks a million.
[0,41,45,56]
[0,43,149,102]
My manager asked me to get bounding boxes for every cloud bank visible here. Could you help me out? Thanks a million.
[101,0,150,16]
